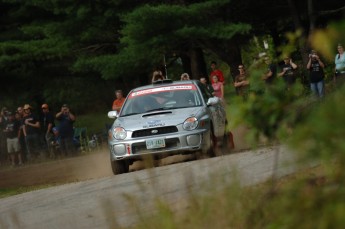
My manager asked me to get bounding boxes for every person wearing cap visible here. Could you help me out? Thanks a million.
[22,104,41,160]
[278,56,298,89]
[56,104,76,156]
[40,104,55,156]
[307,50,325,98]
[3,111,23,166]
[234,64,250,100]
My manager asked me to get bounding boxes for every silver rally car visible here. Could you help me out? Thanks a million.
[107,79,228,175]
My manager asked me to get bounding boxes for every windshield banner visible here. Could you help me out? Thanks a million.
[129,84,196,98]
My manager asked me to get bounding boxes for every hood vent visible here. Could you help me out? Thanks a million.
[142,111,172,117]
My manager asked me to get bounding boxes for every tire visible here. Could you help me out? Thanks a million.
[207,129,218,157]
[221,131,234,154]
[111,160,129,175]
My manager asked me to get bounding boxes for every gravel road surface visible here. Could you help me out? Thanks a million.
[0,145,305,228]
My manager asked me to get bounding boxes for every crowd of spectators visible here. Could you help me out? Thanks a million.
[0,103,78,167]
[4,45,340,167]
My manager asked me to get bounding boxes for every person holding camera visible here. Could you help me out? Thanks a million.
[278,56,298,89]
[307,50,325,98]
[40,104,55,156]
[334,44,345,86]
[56,104,76,156]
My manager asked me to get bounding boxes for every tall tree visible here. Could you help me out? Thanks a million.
[95,0,251,81]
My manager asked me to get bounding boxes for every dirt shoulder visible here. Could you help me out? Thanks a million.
[0,150,112,188]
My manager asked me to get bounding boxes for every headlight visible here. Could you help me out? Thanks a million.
[183,117,198,130]
[112,127,127,140]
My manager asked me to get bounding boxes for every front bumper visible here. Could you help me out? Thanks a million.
[109,128,209,161]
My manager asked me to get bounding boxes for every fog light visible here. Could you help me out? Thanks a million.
[186,135,201,146]
[113,144,126,156]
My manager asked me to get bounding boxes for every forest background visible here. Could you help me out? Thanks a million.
[1,0,344,117]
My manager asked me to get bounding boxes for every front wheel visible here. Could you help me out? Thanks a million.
[221,131,235,154]
[207,129,219,157]
[111,160,129,175]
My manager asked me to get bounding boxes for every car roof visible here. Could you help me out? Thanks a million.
[130,79,200,92]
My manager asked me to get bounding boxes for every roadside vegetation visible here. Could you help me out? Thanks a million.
[0,184,60,199]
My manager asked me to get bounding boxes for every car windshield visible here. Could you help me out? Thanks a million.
[120,84,203,116]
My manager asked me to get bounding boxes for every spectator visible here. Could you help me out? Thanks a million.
[334,43,345,85]
[56,104,76,156]
[209,61,225,84]
[112,90,125,113]
[278,56,298,88]
[50,127,61,158]
[234,64,250,99]
[0,107,9,164]
[16,106,27,161]
[200,77,214,95]
[40,103,55,155]
[262,56,277,85]
[3,112,22,166]
[180,73,190,81]
[51,127,61,145]
[152,70,165,82]
[211,75,224,99]
[307,50,325,98]
[22,104,41,160]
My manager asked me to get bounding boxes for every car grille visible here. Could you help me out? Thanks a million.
[132,126,178,138]
[132,138,180,154]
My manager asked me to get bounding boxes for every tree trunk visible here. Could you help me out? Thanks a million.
[287,0,309,84]
[180,53,191,77]
[222,41,243,83]
[189,47,207,79]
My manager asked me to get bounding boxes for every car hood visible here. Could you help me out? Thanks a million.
[114,107,205,130]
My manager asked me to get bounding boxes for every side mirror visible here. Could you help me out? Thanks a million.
[108,111,118,119]
[207,97,220,106]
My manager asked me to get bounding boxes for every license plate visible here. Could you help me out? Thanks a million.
[146,138,165,149]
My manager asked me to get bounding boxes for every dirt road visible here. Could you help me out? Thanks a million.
[0,124,253,189]
[0,148,200,189]
[0,145,306,229]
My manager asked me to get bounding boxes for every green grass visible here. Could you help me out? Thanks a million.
[124,165,327,229]
[0,184,60,198]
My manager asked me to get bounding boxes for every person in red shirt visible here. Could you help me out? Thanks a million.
[112,90,125,112]
[209,61,225,84]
